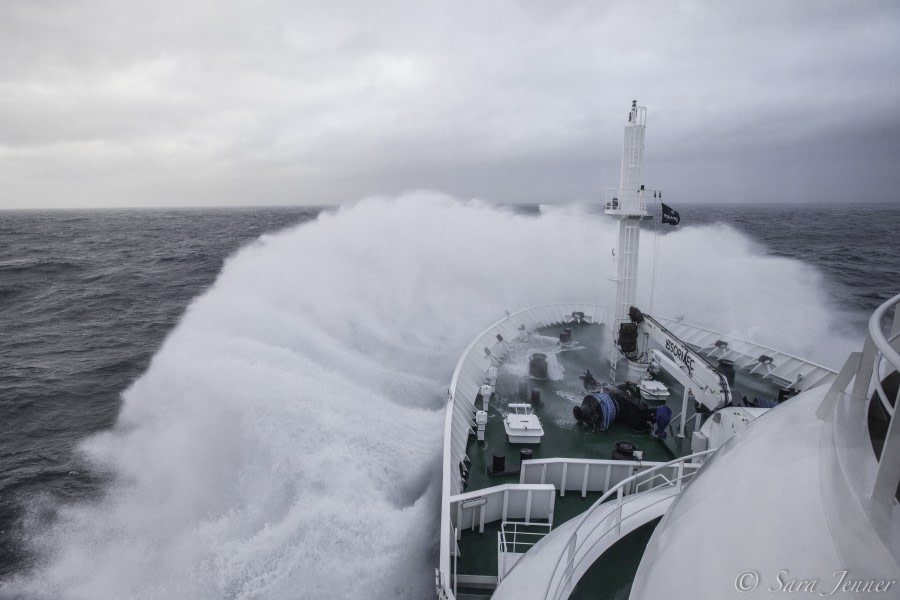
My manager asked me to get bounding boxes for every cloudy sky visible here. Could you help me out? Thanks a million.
[2,0,899,209]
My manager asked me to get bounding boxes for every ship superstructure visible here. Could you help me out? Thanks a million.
[435,103,898,600]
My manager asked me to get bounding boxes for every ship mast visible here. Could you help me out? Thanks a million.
[606,100,653,378]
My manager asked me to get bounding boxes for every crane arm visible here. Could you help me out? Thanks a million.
[629,307,733,411]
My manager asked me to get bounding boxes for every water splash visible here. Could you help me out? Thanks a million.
[5,193,859,599]
[638,222,861,368]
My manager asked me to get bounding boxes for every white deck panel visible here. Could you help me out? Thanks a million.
[630,386,900,600]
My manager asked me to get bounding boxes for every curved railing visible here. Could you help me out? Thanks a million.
[860,293,900,504]
[543,450,715,600]
[867,295,900,421]
[437,303,608,600]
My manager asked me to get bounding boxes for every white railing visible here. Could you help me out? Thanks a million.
[603,187,658,216]
[519,458,694,498]
[809,292,900,574]
[438,304,607,600]
[855,293,900,504]
[543,450,714,600]
[451,484,556,538]
[666,410,701,439]
[498,522,554,581]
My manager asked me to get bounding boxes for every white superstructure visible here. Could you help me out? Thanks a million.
[631,292,900,599]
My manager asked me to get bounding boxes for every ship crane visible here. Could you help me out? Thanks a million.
[622,305,734,413]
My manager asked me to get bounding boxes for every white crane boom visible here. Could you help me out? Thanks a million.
[628,307,734,411]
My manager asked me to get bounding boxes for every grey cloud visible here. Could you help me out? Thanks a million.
[1,0,899,208]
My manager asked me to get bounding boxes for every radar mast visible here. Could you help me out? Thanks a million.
[605,100,657,379]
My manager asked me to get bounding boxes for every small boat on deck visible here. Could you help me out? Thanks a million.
[636,378,669,403]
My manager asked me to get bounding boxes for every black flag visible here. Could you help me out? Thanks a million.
[661,203,680,226]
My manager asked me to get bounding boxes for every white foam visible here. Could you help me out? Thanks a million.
[500,334,568,382]
[8,193,861,599]
[636,222,862,368]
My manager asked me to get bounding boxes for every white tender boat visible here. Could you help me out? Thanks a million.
[636,378,669,403]
[504,404,545,444]
[435,102,899,600]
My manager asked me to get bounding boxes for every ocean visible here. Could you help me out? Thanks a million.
[0,197,897,599]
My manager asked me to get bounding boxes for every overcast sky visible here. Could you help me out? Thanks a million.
[2,0,899,209]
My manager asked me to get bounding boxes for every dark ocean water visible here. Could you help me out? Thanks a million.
[681,202,898,316]
[0,207,322,576]
[0,201,897,584]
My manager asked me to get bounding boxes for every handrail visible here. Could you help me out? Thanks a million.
[560,485,680,591]
[499,522,554,583]
[870,333,899,418]
[864,293,900,504]
[519,457,682,498]
[451,483,556,537]
[634,471,673,491]
[500,522,553,554]
[868,298,900,418]
[543,450,715,599]
[869,294,900,374]
[666,410,701,439]
[438,388,457,600]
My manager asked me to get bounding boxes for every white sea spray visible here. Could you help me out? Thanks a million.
[6,193,859,599]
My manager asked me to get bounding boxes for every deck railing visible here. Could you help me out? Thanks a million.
[451,484,556,537]
[543,450,715,600]
[498,522,554,581]
[855,293,900,505]
[666,410,701,439]
[519,457,697,498]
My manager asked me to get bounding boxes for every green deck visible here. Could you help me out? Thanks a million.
[456,321,672,587]
[454,321,784,596]
[463,322,675,496]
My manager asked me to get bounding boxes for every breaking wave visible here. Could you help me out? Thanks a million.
[4,193,860,599]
